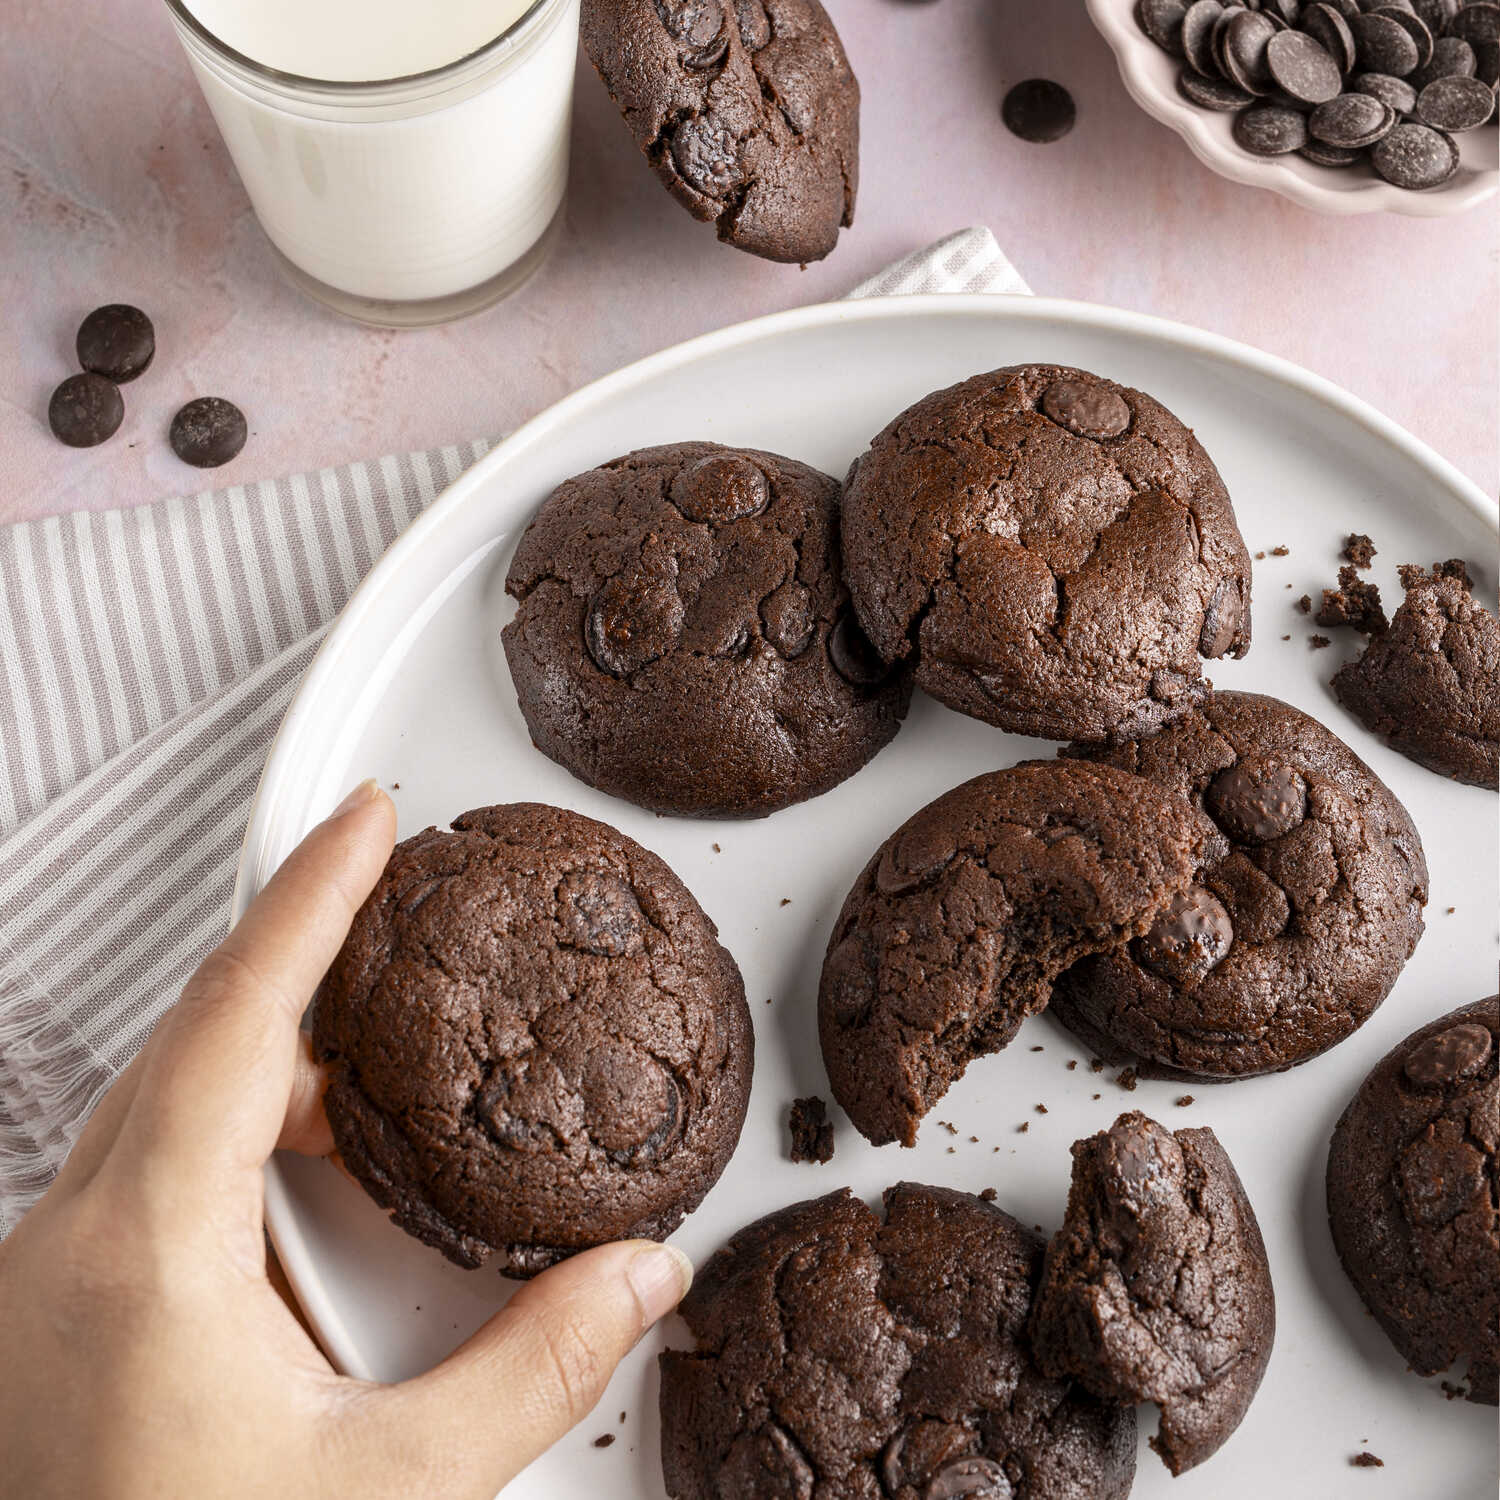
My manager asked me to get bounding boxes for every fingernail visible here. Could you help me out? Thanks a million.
[627,1242,693,1326]
[331,778,380,818]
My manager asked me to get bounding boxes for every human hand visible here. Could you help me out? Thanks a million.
[0,781,692,1500]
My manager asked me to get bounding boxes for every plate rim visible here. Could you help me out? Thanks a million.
[236,290,1498,1382]
[1084,0,1500,219]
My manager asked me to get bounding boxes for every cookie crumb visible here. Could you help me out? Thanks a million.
[711,842,721,853]
[1018,1121,1030,1134]
[1317,565,1387,634]
[1035,1103,1049,1114]
[1350,1452,1383,1468]
[1089,1058,1105,1073]
[969,1135,979,1143]
[1441,1380,1465,1401]
[946,1145,956,1154]
[1116,1067,1139,1091]
[788,1096,834,1164]
[1176,1094,1195,1107]
[1066,1059,1077,1070]
[779,897,791,907]
[1091,1093,1101,1100]
[1342,533,1376,569]
[1446,907,1456,915]
[1254,550,1266,560]
[939,1120,957,1135]
[594,1434,616,1449]
[1271,544,1289,557]
[620,1412,627,1423]
[1281,634,1291,641]
[1310,634,1331,649]
[1029,1044,1044,1052]
[979,1187,998,1202]
[392,781,401,790]
[1297,594,1312,614]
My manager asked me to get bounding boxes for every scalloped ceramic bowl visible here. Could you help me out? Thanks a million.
[1086,0,1499,215]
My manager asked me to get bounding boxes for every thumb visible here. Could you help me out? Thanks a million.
[355,1239,692,1497]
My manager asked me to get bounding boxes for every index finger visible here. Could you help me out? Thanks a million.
[114,781,396,1192]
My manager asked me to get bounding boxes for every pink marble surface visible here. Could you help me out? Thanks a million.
[2,0,1495,525]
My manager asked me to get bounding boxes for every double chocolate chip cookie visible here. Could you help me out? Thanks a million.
[818,758,1219,1146]
[840,364,1252,743]
[1333,561,1499,790]
[1030,1112,1275,1475]
[659,1184,1137,1500]
[582,0,858,262]
[1052,691,1428,1079]
[1327,998,1499,1405]
[503,442,910,819]
[312,804,752,1275]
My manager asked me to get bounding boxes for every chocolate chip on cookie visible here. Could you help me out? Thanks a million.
[839,364,1252,744]
[1031,1112,1275,1474]
[312,803,753,1275]
[659,1185,1137,1500]
[1328,998,1500,1405]
[582,0,858,262]
[818,758,1219,1146]
[1053,692,1429,1079]
[504,442,911,818]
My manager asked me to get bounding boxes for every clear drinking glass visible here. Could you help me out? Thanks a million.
[164,0,581,326]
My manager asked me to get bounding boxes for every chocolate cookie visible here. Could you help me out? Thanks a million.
[312,803,752,1275]
[581,0,858,262]
[1030,1112,1275,1475]
[1327,998,1500,1405]
[818,759,1219,1146]
[503,442,910,818]
[839,364,1252,743]
[1332,561,1499,789]
[1052,692,1428,1078]
[659,1184,1137,1500]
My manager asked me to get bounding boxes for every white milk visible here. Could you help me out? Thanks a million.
[169,0,580,317]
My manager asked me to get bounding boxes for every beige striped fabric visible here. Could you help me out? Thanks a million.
[0,227,1028,1236]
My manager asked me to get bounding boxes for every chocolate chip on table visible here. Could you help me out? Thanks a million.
[169,396,247,468]
[76,304,155,383]
[1234,102,1312,151]
[1417,70,1498,122]
[1001,78,1077,142]
[1371,117,1463,181]
[1268,28,1346,100]
[48,373,124,448]
[1310,91,1396,145]
[1352,70,1420,112]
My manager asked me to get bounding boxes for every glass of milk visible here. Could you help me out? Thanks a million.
[164,0,581,325]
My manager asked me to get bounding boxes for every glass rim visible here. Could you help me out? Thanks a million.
[161,0,556,96]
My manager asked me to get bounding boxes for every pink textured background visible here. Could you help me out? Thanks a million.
[2,0,1495,524]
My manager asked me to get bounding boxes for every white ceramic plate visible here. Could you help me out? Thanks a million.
[235,296,1498,1500]
[1086,0,1500,217]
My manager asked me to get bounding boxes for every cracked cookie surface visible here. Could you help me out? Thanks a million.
[840,364,1252,743]
[312,803,752,1275]
[659,1183,1136,1500]
[503,442,911,818]
[1052,691,1428,1079]
[818,759,1219,1147]
[581,0,857,262]
[1328,998,1500,1407]
[1332,562,1499,790]
[1029,1112,1274,1475]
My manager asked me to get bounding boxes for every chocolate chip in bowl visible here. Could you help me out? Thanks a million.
[1123,0,1499,195]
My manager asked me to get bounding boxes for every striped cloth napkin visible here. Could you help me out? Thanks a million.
[0,226,1030,1237]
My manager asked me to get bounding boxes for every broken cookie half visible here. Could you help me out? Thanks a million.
[817,759,1222,1146]
[1029,1111,1275,1475]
